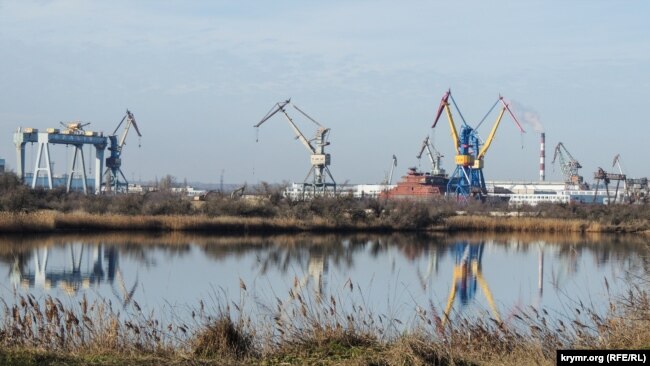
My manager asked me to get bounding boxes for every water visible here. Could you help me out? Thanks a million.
[0,232,647,327]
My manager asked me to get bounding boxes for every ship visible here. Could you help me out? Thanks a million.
[380,167,448,199]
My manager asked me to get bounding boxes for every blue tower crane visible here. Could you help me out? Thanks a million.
[103,110,142,193]
[432,90,524,200]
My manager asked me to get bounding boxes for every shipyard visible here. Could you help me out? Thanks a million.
[1,2,649,366]
[4,91,647,207]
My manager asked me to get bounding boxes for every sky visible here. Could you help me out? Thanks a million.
[1,0,648,185]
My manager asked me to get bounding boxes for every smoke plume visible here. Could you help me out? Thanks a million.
[510,100,544,132]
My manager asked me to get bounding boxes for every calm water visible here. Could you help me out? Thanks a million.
[0,232,647,326]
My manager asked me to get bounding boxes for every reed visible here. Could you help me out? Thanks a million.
[0,206,647,234]
[445,215,603,233]
[0,211,56,232]
[0,276,648,365]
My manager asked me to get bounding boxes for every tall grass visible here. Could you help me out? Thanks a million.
[2,210,646,234]
[445,215,603,233]
[1,276,648,365]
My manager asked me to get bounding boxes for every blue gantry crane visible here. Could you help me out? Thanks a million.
[432,90,524,200]
[103,110,142,193]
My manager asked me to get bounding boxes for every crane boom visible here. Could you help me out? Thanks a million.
[417,136,445,176]
[116,110,142,151]
[255,100,316,154]
[477,97,524,160]
[416,136,428,160]
[433,91,461,154]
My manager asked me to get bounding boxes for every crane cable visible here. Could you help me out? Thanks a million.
[449,93,468,127]
[475,99,500,131]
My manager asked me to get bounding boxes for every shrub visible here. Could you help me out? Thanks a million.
[141,192,193,215]
[192,316,253,359]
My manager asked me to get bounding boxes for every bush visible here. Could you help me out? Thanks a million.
[107,194,144,215]
[202,197,277,218]
[141,192,193,215]
[192,316,253,359]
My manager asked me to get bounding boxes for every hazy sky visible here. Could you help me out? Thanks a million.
[1,1,648,185]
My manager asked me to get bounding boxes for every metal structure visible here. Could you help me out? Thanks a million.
[432,90,524,200]
[13,126,107,194]
[612,154,629,201]
[255,99,335,197]
[416,135,445,176]
[551,142,586,188]
[593,167,626,204]
[382,155,397,185]
[11,244,119,295]
[103,110,142,193]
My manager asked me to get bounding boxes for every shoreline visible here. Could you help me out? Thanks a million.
[1,211,648,235]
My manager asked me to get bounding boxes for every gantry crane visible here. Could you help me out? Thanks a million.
[551,142,587,189]
[432,90,524,200]
[593,167,626,204]
[255,99,335,197]
[103,110,142,193]
[416,135,446,176]
[442,241,500,328]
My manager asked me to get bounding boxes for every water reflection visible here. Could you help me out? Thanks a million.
[442,241,499,326]
[0,233,648,325]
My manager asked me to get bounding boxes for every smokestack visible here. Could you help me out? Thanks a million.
[539,132,546,182]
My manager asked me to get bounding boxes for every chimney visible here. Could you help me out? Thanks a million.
[539,132,546,182]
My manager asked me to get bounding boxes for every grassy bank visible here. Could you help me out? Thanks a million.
[0,211,395,234]
[1,278,648,365]
[0,172,649,234]
[1,210,648,234]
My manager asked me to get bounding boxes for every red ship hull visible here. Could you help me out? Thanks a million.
[380,168,448,200]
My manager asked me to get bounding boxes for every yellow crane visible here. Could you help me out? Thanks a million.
[432,90,524,199]
[442,242,501,328]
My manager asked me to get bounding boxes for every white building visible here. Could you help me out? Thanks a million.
[171,186,207,197]
[284,183,394,199]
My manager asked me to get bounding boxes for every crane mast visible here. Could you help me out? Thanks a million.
[255,99,336,197]
[103,110,142,194]
[416,135,445,176]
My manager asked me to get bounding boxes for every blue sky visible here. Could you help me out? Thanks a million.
[1,0,648,185]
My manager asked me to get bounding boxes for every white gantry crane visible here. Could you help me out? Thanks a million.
[103,110,142,193]
[255,99,336,197]
[416,135,446,176]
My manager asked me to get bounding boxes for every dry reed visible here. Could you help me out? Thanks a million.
[445,215,603,233]
[1,276,648,365]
